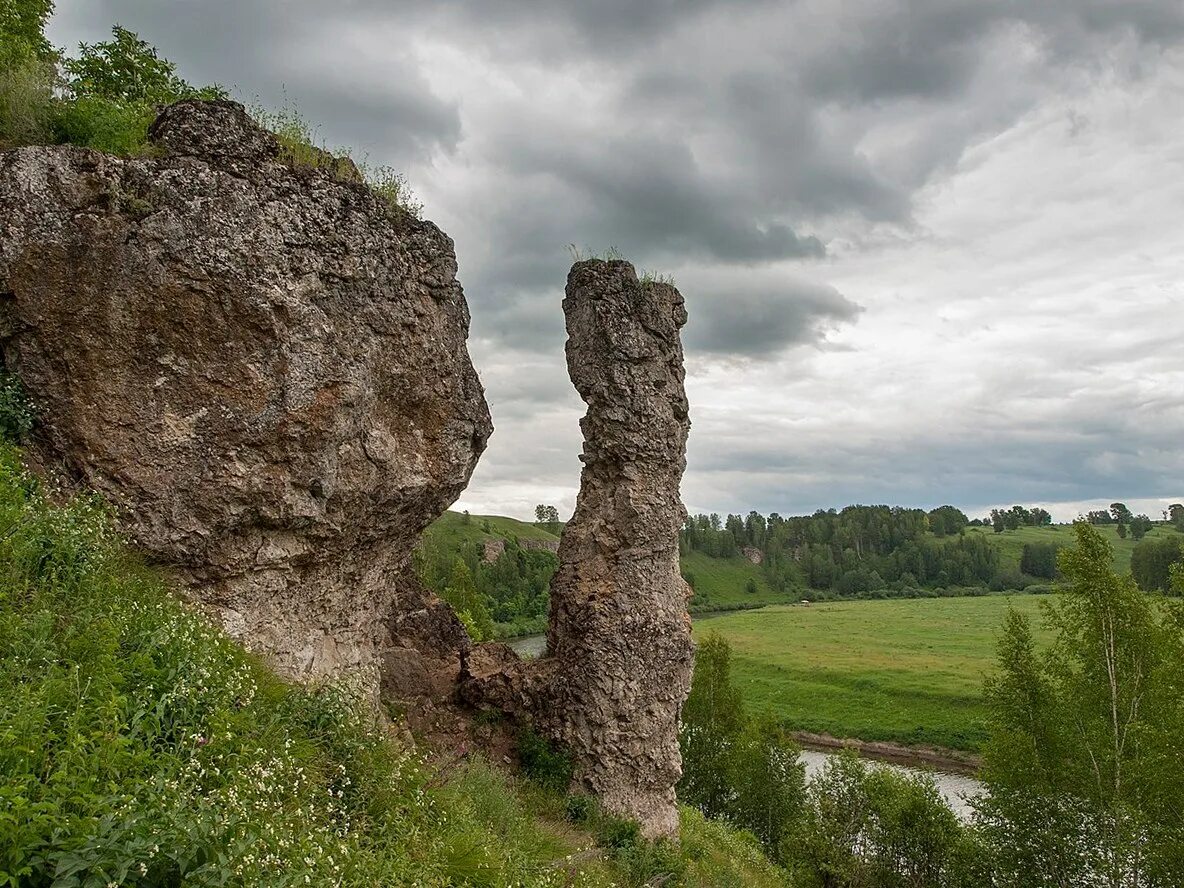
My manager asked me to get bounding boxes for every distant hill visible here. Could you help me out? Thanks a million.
[419,511,1184,639]
[965,522,1183,576]
[423,510,563,551]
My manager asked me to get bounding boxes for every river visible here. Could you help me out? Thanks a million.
[505,632,984,821]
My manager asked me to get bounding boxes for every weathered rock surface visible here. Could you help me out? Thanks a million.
[463,259,693,837]
[0,100,491,689]
[545,260,693,837]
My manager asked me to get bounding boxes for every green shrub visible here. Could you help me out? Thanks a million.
[51,93,159,155]
[787,751,988,888]
[517,725,574,792]
[0,370,33,441]
[48,25,228,155]
[565,793,595,823]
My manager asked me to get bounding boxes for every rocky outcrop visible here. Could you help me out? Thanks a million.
[742,545,764,565]
[0,100,491,689]
[481,537,507,563]
[463,259,693,837]
[480,536,558,564]
[544,260,693,837]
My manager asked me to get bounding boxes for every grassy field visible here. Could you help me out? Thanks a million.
[695,595,1052,752]
[966,522,1183,576]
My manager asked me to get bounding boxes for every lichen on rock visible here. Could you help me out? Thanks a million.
[0,100,491,691]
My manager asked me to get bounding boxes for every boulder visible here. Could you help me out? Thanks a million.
[0,100,492,689]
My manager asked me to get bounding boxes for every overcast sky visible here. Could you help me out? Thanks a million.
[49,1,1184,523]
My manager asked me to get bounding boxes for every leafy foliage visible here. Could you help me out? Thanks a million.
[787,752,987,888]
[0,0,55,70]
[1130,535,1184,594]
[0,370,34,442]
[978,522,1184,886]
[54,25,225,154]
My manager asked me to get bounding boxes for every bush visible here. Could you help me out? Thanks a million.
[787,752,988,888]
[0,370,33,441]
[1019,542,1060,579]
[1131,535,1184,593]
[517,725,574,792]
[989,569,1039,592]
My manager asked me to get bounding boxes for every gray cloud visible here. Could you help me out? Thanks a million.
[684,278,862,359]
[46,0,1184,519]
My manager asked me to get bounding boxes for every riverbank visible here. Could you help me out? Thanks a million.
[792,731,982,775]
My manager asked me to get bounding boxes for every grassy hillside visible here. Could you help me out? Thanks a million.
[696,595,1051,752]
[424,510,563,550]
[0,450,787,887]
[966,522,1183,576]
[680,549,798,612]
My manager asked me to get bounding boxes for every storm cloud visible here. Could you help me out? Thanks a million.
[46,0,1184,520]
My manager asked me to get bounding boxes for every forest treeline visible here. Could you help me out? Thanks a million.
[683,506,1011,598]
[681,501,1184,602]
[413,499,1184,640]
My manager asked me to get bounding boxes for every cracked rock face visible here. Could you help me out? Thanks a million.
[0,100,491,686]
[542,260,694,837]
[461,260,693,835]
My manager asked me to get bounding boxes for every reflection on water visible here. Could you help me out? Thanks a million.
[503,633,985,822]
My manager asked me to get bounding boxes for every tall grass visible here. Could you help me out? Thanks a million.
[248,101,423,217]
[0,440,790,886]
[0,60,56,148]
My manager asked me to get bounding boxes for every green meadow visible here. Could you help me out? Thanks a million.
[694,595,1052,752]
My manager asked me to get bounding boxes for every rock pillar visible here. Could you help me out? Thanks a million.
[542,259,694,837]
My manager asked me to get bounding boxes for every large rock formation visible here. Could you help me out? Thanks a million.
[546,260,694,837]
[464,260,694,837]
[0,100,491,689]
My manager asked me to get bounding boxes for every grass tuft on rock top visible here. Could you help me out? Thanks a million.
[0,439,786,887]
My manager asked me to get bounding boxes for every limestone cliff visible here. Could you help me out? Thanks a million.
[0,100,491,689]
[464,259,694,837]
